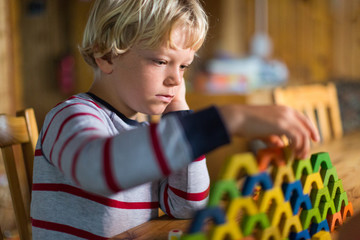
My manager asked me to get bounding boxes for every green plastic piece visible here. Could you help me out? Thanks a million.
[292,158,313,180]
[208,179,240,207]
[241,212,270,236]
[319,201,336,220]
[300,207,322,229]
[180,233,207,240]
[310,186,331,208]
[310,152,333,173]
[320,167,338,187]
[329,179,345,200]
[334,191,349,212]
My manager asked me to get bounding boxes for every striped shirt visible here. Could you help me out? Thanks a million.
[31,93,230,239]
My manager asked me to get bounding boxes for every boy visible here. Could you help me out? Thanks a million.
[31,0,319,239]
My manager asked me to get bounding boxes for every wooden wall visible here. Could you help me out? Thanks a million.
[0,0,359,125]
[332,0,360,79]
[0,0,22,115]
[201,0,360,85]
[19,0,72,127]
[0,0,21,234]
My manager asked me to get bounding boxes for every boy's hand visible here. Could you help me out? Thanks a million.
[163,78,189,113]
[219,104,320,159]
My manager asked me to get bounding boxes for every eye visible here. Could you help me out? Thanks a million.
[153,60,167,66]
[180,64,190,71]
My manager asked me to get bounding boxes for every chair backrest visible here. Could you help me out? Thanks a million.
[273,83,343,142]
[0,108,38,240]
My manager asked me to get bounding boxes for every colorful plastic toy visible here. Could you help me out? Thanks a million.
[181,148,353,239]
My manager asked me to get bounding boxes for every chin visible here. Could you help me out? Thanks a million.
[143,107,166,116]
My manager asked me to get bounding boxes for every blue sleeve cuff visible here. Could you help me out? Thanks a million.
[177,106,231,159]
[162,110,194,118]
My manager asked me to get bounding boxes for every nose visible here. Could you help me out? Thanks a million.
[164,68,182,86]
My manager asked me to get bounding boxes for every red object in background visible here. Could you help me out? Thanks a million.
[58,55,75,95]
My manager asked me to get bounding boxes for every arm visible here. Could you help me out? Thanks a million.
[40,98,226,197]
[217,104,320,159]
[160,78,211,218]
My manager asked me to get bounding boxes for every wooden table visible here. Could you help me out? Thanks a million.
[113,131,360,240]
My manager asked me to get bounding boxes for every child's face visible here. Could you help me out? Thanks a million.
[107,27,195,118]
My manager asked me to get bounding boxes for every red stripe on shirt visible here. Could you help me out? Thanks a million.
[72,96,102,108]
[35,149,43,156]
[163,184,174,218]
[42,103,89,145]
[194,155,206,162]
[31,218,109,240]
[49,112,103,162]
[32,183,159,209]
[169,185,210,201]
[57,127,99,172]
[103,138,122,192]
[149,124,171,176]
[71,136,99,186]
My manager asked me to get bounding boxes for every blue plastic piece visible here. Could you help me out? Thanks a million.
[282,180,312,214]
[289,230,311,240]
[282,180,303,201]
[188,206,226,234]
[309,219,330,236]
[291,194,313,215]
[241,172,273,196]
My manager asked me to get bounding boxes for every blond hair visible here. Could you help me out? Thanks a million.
[79,0,208,68]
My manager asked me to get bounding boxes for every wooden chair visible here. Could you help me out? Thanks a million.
[0,108,39,240]
[273,83,343,143]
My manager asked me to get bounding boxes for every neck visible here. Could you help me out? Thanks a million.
[88,78,138,120]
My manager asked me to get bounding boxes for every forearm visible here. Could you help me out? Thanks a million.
[159,158,210,218]
[217,104,320,158]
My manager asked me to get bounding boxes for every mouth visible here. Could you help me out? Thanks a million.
[156,94,174,103]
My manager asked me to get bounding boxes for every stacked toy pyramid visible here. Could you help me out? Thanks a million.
[181,148,353,240]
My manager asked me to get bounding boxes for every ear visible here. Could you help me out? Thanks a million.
[95,57,113,74]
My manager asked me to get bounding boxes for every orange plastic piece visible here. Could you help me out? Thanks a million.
[257,147,287,171]
[341,201,354,222]
[326,211,343,232]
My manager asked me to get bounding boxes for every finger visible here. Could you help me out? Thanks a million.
[294,111,320,142]
[285,125,310,159]
[295,132,311,159]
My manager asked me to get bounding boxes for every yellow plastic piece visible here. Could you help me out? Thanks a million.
[257,187,292,226]
[271,165,295,187]
[270,202,293,227]
[226,196,258,222]
[210,221,243,240]
[302,172,324,195]
[220,153,259,180]
[258,187,285,212]
[281,215,303,239]
[311,230,332,240]
[258,225,282,240]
